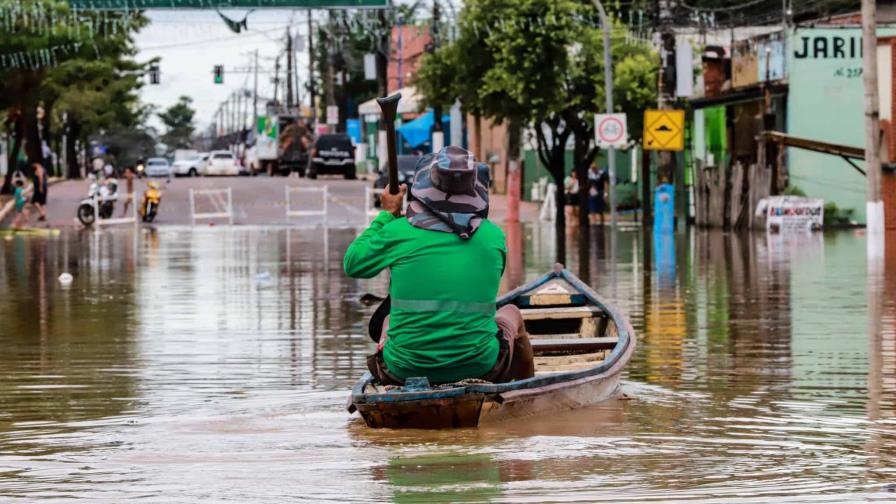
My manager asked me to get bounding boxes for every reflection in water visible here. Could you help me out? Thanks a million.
[0,225,895,501]
[373,453,504,503]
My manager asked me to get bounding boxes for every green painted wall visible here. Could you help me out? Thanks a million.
[787,28,896,224]
[521,148,635,202]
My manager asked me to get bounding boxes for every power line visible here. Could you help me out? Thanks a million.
[679,0,769,13]
[140,28,282,51]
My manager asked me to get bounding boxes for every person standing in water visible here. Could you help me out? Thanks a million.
[30,163,48,222]
[121,166,135,216]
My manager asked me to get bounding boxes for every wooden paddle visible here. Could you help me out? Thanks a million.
[376,93,402,195]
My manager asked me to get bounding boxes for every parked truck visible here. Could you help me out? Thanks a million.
[249,115,310,177]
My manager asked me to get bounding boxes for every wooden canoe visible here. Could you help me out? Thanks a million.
[347,265,637,429]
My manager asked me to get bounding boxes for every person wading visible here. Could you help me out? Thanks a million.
[344,146,535,385]
[30,163,48,222]
[121,166,135,217]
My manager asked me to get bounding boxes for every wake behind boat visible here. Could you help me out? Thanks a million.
[348,265,636,429]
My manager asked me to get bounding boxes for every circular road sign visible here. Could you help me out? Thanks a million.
[597,116,625,145]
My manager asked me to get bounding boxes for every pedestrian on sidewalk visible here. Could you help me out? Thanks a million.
[11,179,29,228]
[564,169,580,223]
[121,166,135,216]
[30,163,48,222]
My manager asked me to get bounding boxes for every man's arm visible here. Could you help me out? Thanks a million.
[343,211,398,278]
[343,185,407,279]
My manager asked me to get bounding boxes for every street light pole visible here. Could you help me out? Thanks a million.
[592,0,616,228]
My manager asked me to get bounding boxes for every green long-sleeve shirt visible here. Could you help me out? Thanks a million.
[344,211,506,383]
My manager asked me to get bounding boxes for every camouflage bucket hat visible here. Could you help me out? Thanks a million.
[406,146,490,240]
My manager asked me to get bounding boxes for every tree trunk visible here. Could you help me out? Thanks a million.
[551,160,567,266]
[1,116,23,194]
[22,105,42,168]
[66,119,81,179]
[574,137,590,229]
[473,112,482,161]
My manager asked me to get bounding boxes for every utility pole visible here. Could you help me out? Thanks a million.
[431,1,444,151]
[593,0,616,228]
[376,9,390,170]
[252,49,259,129]
[236,89,243,134]
[273,55,281,103]
[324,11,336,131]
[293,40,301,115]
[862,0,884,252]
[223,99,229,135]
[242,89,249,134]
[232,92,238,137]
[308,10,317,126]
[286,27,295,111]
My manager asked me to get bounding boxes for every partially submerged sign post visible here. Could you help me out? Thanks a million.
[68,0,387,9]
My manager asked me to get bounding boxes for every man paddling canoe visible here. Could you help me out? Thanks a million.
[343,145,534,385]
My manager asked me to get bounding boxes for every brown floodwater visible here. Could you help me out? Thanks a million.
[1,224,894,502]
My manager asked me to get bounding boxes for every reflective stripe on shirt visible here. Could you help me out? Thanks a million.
[391,298,495,314]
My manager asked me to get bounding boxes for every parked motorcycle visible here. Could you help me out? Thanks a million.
[140,181,162,223]
[76,177,119,226]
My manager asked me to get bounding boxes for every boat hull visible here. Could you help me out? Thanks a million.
[349,267,637,429]
[354,333,632,429]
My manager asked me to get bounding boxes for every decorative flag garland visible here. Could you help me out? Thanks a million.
[0,42,84,70]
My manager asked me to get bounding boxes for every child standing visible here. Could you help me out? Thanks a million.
[11,179,29,228]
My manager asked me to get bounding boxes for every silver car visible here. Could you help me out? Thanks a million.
[145,157,172,177]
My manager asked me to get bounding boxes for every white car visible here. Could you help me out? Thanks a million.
[172,153,208,177]
[205,150,239,176]
[144,157,171,178]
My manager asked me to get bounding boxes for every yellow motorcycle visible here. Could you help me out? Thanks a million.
[139,181,162,223]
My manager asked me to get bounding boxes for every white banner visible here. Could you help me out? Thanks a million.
[364,53,377,80]
[326,106,339,125]
[757,196,824,232]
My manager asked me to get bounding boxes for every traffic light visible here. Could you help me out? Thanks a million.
[149,64,160,85]
[213,65,224,84]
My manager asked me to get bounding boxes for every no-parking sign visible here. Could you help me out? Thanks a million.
[594,113,627,148]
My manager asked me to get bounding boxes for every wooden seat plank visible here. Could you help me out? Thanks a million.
[531,337,619,353]
[521,306,602,320]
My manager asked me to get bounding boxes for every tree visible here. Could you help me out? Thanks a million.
[416,0,657,230]
[1,0,149,190]
[158,96,196,152]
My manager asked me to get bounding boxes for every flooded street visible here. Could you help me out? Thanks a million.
[1,225,895,502]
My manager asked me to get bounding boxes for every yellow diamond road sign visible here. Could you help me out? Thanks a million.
[643,109,685,151]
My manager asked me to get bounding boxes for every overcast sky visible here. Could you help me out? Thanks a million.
[136,9,315,131]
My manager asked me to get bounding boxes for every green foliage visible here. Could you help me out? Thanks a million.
[782,185,807,197]
[158,96,196,152]
[1,0,151,186]
[416,0,658,199]
[824,202,854,227]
